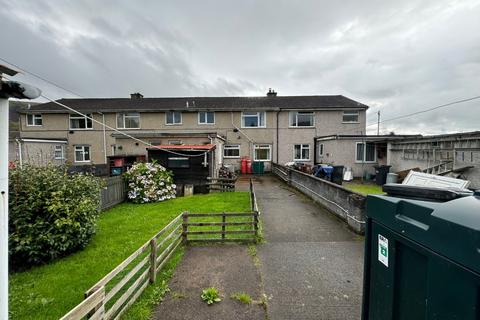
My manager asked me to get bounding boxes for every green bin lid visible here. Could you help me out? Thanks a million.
[366,194,480,274]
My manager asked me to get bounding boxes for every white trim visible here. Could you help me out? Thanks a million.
[253,144,271,162]
[198,111,215,125]
[74,145,91,163]
[293,144,311,161]
[241,111,266,128]
[288,111,315,128]
[19,138,67,144]
[69,113,93,130]
[355,141,376,163]
[116,112,141,129]
[54,145,64,160]
[26,114,42,127]
[223,144,240,158]
[165,111,182,125]
[342,111,359,123]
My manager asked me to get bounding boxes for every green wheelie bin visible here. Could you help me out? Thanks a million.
[362,184,480,320]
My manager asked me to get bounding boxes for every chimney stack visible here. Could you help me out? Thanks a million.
[267,88,277,97]
[130,92,143,99]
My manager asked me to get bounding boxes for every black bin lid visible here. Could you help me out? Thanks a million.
[382,183,473,202]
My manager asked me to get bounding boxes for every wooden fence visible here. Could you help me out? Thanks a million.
[60,214,183,320]
[206,177,237,192]
[60,179,259,319]
[100,176,126,211]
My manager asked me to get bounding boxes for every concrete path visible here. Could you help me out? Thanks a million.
[255,175,364,320]
[153,245,266,320]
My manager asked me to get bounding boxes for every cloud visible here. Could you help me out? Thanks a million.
[1,0,479,134]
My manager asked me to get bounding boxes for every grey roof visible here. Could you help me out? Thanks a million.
[25,95,369,113]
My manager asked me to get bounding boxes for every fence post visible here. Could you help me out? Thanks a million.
[149,238,157,283]
[222,212,226,241]
[253,212,259,242]
[182,212,188,244]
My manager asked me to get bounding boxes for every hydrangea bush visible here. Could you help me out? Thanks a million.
[124,161,176,203]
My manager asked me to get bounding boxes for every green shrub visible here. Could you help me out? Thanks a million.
[8,164,103,270]
[124,161,176,204]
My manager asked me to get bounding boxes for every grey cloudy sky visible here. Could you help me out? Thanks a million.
[1,0,479,134]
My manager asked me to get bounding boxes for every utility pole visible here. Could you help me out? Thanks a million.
[0,65,41,319]
[377,111,381,136]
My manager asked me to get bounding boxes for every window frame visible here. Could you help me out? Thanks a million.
[69,114,93,130]
[355,142,376,163]
[198,111,215,125]
[116,112,140,129]
[318,143,324,157]
[74,145,91,163]
[293,144,311,161]
[26,114,43,127]
[253,144,271,162]
[289,111,315,128]
[54,145,64,160]
[167,157,190,168]
[342,111,360,123]
[241,111,266,128]
[223,144,240,158]
[165,111,182,125]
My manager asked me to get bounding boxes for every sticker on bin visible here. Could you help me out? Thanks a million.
[378,234,389,267]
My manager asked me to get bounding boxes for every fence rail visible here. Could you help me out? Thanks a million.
[206,177,236,192]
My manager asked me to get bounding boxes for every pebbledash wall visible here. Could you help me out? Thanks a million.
[272,163,366,234]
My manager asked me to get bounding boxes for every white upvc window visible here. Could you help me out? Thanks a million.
[198,111,215,125]
[70,114,93,129]
[166,111,182,125]
[289,111,314,127]
[168,140,183,145]
[54,145,64,160]
[356,142,376,163]
[318,143,324,157]
[343,111,359,123]
[26,114,43,126]
[117,112,140,129]
[254,144,271,161]
[294,144,310,161]
[224,144,240,158]
[242,112,266,128]
[74,145,91,162]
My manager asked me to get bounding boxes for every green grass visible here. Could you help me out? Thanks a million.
[343,182,385,196]
[230,292,252,304]
[9,192,250,320]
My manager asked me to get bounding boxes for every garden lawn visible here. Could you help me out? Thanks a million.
[9,192,250,320]
[343,182,385,195]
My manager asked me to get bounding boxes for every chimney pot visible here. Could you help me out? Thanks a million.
[267,88,277,97]
[130,92,143,99]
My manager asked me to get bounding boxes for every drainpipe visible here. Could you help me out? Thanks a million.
[99,112,107,164]
[276,110,280,164]
[15,139,23,168]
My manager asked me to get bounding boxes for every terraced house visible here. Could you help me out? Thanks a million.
[16,90,368,175]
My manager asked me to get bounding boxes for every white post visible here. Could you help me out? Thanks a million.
[0,97,9,320]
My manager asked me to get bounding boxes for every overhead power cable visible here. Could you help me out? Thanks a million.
[40,94,211,158]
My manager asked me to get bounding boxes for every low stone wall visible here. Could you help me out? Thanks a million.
[272,163,366,234]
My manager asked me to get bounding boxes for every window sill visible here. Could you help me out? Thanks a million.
[198,123,215,125]
[241,126,267,129]
[294,159,311,162]
[116,127,141,130]
[224,156,240,159]
[288,126,315,129]
[355,161,377,164]
[253,159,271,162]
[26,125,43,127]
[74,161,91,163]
[69,128,93,131]
[165,123,183,126]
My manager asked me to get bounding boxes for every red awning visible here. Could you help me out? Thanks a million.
[147,144,216,151]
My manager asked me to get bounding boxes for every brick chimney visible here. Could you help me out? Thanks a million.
[130,92,143,99]
[267,88,277,97]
